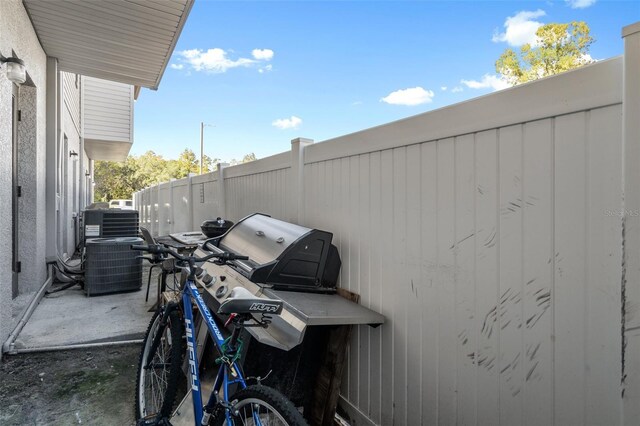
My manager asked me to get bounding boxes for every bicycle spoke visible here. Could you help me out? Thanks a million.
[141,316,177,416]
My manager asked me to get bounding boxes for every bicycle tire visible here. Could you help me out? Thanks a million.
[211,385,308,426]
[135,307,185,421]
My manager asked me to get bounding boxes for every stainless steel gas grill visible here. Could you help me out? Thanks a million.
[191,213,383,350]
[203,213,341,293]
[179,213,384,424]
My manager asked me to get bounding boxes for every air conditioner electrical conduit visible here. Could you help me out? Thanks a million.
[1,263,53,356]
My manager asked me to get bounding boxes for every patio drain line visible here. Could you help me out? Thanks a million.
[2,264,53,356]
[9,339,143,354]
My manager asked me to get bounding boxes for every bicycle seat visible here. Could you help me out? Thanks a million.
[218,287,284,315]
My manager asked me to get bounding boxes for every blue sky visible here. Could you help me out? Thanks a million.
[132,0,639,162]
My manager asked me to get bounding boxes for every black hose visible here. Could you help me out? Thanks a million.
[46,280,79,295]
[56,255,85,275]
[53,264,83,281]
[48,263,83,293]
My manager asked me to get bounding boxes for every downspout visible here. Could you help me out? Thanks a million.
[1,263,53,356]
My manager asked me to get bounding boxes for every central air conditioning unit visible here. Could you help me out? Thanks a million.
[84,237,143,296]
[81,209,139,242]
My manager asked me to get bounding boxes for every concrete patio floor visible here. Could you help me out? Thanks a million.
[12,265,170,352]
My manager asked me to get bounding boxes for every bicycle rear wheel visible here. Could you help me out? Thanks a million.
[135,307,185,421]
[211,385,307,426]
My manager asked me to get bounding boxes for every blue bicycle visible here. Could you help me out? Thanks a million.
[132,244,307,426]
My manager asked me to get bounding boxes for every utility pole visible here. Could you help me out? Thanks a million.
[200,121,204,175]
[200,122,214,175]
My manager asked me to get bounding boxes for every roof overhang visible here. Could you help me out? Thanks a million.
[85,139,133,162]
[23,0,194,89]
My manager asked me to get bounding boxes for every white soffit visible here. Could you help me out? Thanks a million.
[85,139,132,162]
[23,0,194,89]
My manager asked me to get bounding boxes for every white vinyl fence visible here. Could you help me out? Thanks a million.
[135,24,640,426]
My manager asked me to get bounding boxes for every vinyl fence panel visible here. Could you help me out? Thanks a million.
[134,47,639,425]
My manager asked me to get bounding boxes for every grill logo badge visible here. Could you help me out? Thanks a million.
[249,302,279,313]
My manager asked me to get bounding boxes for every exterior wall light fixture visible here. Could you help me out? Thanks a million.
[1,56,26,85]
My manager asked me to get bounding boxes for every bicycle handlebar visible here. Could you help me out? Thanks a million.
[130,244,249,264]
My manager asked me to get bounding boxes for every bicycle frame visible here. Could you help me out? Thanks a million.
[181,278,248,425]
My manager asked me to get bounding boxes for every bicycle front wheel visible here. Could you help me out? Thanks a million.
[135,307,184,421]
[212,385,308,426]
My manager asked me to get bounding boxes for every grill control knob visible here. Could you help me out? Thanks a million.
[202,274,214,287]
[195,267,204,276]
[215,285,228,298]
[220,276,226,282]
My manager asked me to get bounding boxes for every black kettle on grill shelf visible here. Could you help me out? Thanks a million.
[200,217,234,238]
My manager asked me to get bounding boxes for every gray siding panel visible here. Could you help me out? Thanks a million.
[82,76,133,143]
[62,72,80,133]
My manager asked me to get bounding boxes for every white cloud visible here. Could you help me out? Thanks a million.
[461,74,510,91]
[451,86,464,93]
[178,48,274,73]
[272,116,302,130]
[258,64,273,74]
[441,86,448,91]
[380,87,434,106]
[351,101,363,106]
[252,49,274,60]
[170,63,184,70]
[566,0,596,9]
[492,10,546,47]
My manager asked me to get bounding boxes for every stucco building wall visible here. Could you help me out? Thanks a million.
[0,0,47,345]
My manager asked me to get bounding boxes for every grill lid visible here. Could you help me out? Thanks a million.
[204,213,340,292]
[219,214,311,266]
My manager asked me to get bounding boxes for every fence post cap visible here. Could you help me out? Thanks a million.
[291,137,314,145]
[623,21,640,38]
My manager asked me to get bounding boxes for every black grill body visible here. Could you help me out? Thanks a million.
[204,213,341,293]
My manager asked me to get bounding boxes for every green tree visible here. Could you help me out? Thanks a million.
[134,150,172,187]
[166,149,220,178]
[242,153,257,163]
[93,150,255,202]
[496,21,595,86]
[94,156,142,201]
[229,152,258,166]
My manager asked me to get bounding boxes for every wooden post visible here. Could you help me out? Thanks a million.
[309,288,359,426]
